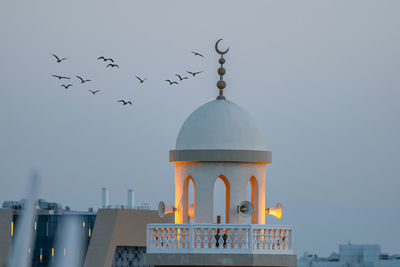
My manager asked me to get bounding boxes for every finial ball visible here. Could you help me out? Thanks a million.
[218,67,226,76]
[217,80,226,90]
[219,58,225,64]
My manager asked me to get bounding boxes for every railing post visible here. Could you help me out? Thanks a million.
[248,225,253,253]
[211,226,217,249]
[157,228,162,248]
[196,228,201,249]
[190,224,195,249]
[233,228,239,249]
[203,227,209,249]
[173,228,178,249]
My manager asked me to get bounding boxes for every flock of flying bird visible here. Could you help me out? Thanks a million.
[50,51,205,106]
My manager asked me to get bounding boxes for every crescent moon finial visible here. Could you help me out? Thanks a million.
[215,39,229,55]
[215,39,228,100]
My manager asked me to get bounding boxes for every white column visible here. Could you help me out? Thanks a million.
[256,170,266,224]
[228,174,248,224]
[193,174,214,223]
[174,164,187,224]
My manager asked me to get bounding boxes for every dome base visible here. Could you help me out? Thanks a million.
[169,149,272,163]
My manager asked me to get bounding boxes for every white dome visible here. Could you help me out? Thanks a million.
[175,99,266,151]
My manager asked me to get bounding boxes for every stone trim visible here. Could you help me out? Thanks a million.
[169,150,272,163]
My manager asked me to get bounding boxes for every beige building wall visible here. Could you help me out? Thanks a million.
[0,209,13,267]
[84,209,173,267]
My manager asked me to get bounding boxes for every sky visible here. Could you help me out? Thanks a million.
[1,0,399,257]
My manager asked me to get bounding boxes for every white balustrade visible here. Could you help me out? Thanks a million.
[146,224,293,254]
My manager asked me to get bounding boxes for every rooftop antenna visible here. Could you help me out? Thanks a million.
[215,39,229,100]
[101,188,109,208]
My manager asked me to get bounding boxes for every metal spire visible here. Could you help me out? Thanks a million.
[215,39,229,100]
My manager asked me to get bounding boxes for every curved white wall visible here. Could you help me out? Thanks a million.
[174,162,266,224]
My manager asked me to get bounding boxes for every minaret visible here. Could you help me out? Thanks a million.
[169,39,272,224]
[147,40,295,267]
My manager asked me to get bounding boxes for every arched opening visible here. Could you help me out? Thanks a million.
[183,175,195,223]
[247,176,259,224]
[213,175,230,224]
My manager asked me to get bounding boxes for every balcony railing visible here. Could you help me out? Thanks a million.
[146,224,293,254]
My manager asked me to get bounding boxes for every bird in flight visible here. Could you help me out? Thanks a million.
[88,90,100,95]
[52,75,70,80]
[136,76,147,83]
[175,74,188,81]
[165,80,179,85]
[52,54,67,63]
[191,51,204,57]
[76,76,91,83]
[118,99,132,105]
[107,64,119,68]
[186,71,203,76]
[97,56,114,62]
[61,84,73,89]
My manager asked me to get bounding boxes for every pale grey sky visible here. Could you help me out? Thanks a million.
[0,0,399,257]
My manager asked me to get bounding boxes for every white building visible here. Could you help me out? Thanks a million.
[146,40,296,267]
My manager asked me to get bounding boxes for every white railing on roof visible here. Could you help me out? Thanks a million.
[146,223,293,254]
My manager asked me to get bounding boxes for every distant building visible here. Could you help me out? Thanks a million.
[0,199,95,267]
[0,198,173,267]
[298,243,400,267]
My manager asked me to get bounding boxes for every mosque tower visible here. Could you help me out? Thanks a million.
[147,40,296,267]
[170,40,271,225]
